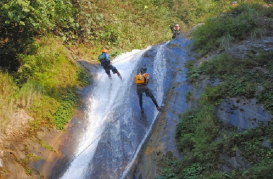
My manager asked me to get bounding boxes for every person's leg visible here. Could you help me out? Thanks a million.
[139,93,144,113]
[145,88,161,111]
[109,65,122,80]
[137,86,145,113]
[104,66,111,79]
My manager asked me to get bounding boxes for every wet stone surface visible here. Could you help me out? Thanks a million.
[131,37,193,179]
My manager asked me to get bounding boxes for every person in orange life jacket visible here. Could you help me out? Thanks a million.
[98,49,122,80]
[135,65,161,113]
[170,24,181,39]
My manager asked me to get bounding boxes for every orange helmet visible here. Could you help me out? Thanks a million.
[102,49,108,53]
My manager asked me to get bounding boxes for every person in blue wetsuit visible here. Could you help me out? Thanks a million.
[98,49,122,80]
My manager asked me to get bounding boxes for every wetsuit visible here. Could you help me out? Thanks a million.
[100,53,119,76]
[170,26,181,39]
[136,73,159,109]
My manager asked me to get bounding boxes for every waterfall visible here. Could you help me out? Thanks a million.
[153,43,168,108]
[120,42,168,179]
[59,43,168,179]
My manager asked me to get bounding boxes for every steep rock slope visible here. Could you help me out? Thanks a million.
[133,34,273,178]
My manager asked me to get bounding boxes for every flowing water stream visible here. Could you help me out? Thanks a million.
[60,43,168,179]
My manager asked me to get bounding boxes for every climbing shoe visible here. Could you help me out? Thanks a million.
[157,106,162,111]
[141,108,144,113]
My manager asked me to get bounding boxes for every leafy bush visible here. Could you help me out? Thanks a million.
[0,36,90,133]
[0,0,77,71]
[15,37,80,89]
[182,163,204,179]
[77,69,92,86]
[29,95,60,128]
[193,4,272,55]
[156,168,178,179]
[54,91,77,130]
[243,158,273,178]
[174,99,221,177]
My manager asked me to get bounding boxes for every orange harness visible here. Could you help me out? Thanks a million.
[135,73,149,85]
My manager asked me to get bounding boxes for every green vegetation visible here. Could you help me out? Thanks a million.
[0,36,90,132]
[16,146,43,176]
[158,2,273,179]
[188,51,273,114]
[0,0,77,70]
[38,139,53,151]
[193,3,273,55]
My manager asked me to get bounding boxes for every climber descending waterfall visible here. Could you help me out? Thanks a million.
[59,42,168,179]
[98,49,123,80]
[120,42,168,179]
[135,65,162,113]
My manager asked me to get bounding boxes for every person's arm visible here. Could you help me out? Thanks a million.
[170,25,174,32]
[145,79,149,89]
[144,73,149,89]
[105,54,111,65]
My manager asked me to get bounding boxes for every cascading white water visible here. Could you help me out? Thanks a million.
[60,49,145,179]
[60,43,168,179]
[153,43,168,108]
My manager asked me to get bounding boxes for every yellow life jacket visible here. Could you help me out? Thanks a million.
[135,73,145,84]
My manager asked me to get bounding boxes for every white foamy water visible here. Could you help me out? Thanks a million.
[60,48,149,179]
[153,43,168,106]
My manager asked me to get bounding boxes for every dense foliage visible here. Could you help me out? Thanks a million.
[0,36,91,132]
[193,3,273,55]
[0,0,77,70]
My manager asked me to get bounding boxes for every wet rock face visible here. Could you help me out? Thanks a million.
[132,37,193,179]
[214,37,273,129]
[218,151,250,172]
[216,97,272,129]
[226,37,273,60]
[189,76,272,130]
[190,36,273,130]
[134,36,273,179]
